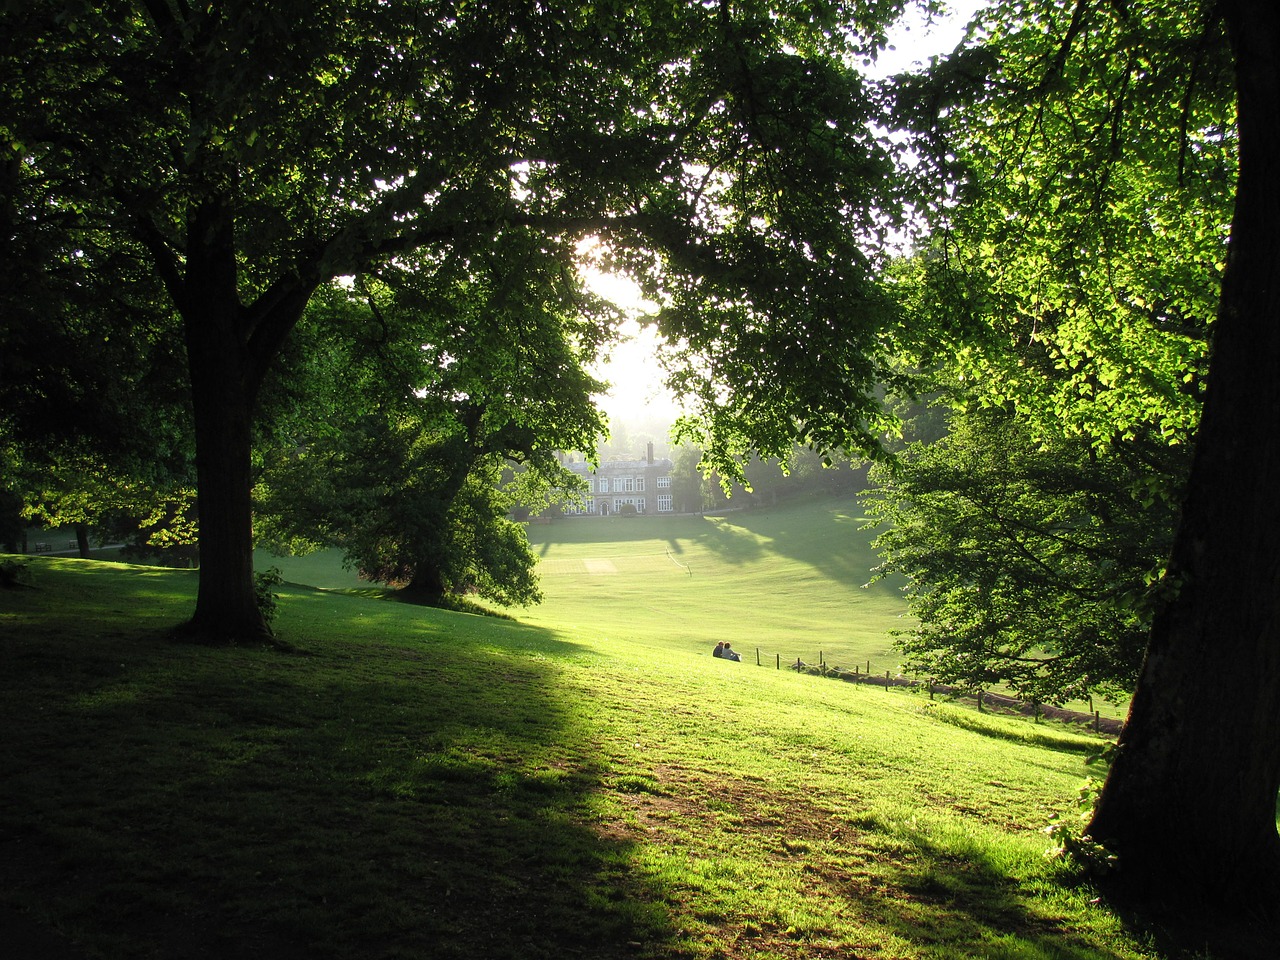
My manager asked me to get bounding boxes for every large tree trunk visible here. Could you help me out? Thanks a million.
[1087,0,1280,932]
[177,198,272,644]
[185,347,267,642]
[399,444,477,605]
[403,561,448,605]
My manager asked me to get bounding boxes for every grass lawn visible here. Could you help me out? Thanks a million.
[1,498,1164,958]
[521,500,908,670]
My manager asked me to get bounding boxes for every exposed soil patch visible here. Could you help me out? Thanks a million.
[600,762,1084,960]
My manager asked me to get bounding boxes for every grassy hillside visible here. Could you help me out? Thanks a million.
[2,547,1178,960]
[260,498,1124,720]
[259,498,910,670]
[521,499,908,671]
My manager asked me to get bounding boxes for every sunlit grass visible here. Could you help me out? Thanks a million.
[2,503,1157,958]
[520,499,909,670]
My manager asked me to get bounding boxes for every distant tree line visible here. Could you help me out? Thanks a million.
[667,445,869,514]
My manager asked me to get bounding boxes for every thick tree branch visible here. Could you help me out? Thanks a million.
[130,214,186,310]
[1041,0,1094,92]
[1176,4,1226,183]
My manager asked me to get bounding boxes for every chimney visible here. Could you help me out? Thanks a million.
[646,441,654,464]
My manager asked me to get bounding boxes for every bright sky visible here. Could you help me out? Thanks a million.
[588,1,983,426]
[584,281,675,425]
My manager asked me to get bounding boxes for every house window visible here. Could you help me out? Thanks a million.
[657,476,671,489]
[598,477,610,493]
[624,477,635,492]
[658,495,673,512]
[637,498,646,513]
[584,497,594,514]
[635,477,645,492]
[586,477,595,493]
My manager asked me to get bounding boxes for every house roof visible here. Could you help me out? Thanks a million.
[567,458,673,475]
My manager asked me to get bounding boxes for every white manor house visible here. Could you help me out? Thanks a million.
[562,444,674,516]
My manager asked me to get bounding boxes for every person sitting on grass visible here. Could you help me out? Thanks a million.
[722,642,742,662]
[713,641,726,658]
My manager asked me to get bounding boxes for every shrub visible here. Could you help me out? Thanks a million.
[254,566,283,629]
[1,558,32,589]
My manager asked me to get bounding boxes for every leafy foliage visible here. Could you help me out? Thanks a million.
[253,566,283,629]
[864,406,1187,705]
[892,0,1231,446]
[7,444,200,566]
[256,266,599,606]
[861,0,1230,731]
[1044,742,1120,875]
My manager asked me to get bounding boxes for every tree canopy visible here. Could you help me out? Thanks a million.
[255,254,604,606]
[2,0,924,641]
[862,0,1233,712]
[892,0,1231,447]
[864,405,1186,705]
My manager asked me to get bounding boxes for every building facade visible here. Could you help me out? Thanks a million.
[563,444,674,516]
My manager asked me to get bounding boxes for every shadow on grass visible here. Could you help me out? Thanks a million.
[529,513,767,568]
[920,704,1103,756]
[715,498,891,593]
[862,834,1127,960]
[686,515,766,566]
[0,562,680,960]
